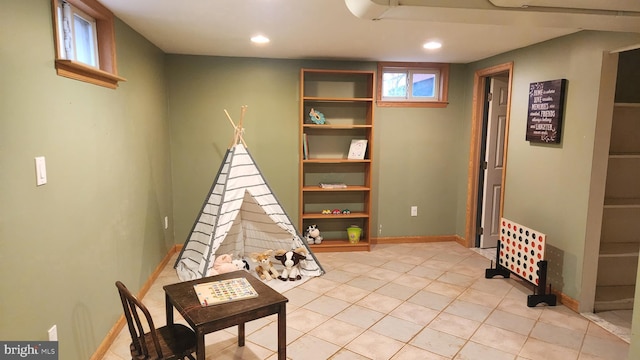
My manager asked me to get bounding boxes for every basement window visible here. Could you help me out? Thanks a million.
[377,62,449,108]
[51,0,125,89]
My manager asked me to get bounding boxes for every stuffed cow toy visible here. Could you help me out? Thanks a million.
[274,247,307,281]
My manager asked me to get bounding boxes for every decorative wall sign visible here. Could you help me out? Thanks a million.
[526,79,567,143]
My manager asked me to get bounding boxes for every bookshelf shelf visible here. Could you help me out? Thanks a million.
[299,68,375,252]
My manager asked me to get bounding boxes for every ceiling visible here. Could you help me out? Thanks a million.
[98,0,640,64]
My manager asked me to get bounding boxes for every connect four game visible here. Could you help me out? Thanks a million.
[194,277,258,306]
[486,217,556,307]
[499,218,546,285]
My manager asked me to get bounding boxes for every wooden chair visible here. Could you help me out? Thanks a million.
[116,281,197,360]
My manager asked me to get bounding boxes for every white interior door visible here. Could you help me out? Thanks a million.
[480,76,508,248]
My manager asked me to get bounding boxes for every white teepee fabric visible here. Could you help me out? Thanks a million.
[175,143,323,281]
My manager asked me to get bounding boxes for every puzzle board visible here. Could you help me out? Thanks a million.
[194,277,258,306]
[499,218,546,285]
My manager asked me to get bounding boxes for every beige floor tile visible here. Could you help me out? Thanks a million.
[455,341,517,360]
[538,306,590,333]
[410,327,467,358]
[424,280,467,298]
[287,333,341,360]
[444,299,494,322]
[356,292,404,313]
[496,296,543,321]
[374,281,419,301]
[529,321,585,350]
[407,265,445,280]
[102,242,631,360]
[518,338,579,360]
[308,318,366,347]
[471,323,527,355]
[580,334,630,360]
[370,315,424,342]
[407,289,454,311]
[389,301,440,326]
[391,345,449,360]
[298,276,340,294]
[345,330,405,360]
[325,283,371,303]
[428,312,481,340]
[485,309,536,336]
[334,304,385,329]
[287,307,330,333]
[303,295,352,317]
[329,348,372,360]
[391,273,432,290]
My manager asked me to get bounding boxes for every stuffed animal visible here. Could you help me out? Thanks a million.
[213,254,240,274]
[305,224,323,244]
[308,108,325,124]
[249,250,279,281]
[232,258,250,271]
[274,247,307,281]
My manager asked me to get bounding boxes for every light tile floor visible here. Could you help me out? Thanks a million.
[101,242,631,360]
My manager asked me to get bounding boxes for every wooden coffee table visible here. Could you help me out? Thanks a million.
[163,271,288,360]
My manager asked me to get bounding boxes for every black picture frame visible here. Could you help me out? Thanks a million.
[526,79,567,143]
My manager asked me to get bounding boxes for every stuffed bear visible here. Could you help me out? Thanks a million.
[274,247,307,281]
[249,250,280,281]
[305,224,323,244]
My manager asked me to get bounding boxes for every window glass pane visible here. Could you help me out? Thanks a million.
[412,73,435,97]
[382,72,407,97]
[74,14,96,66]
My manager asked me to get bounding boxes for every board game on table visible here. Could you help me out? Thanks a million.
[193,277,258,306]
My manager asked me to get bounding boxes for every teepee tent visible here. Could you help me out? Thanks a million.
[175,107,323,281]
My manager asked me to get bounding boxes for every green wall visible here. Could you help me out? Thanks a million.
[4,2,640,359]
[464,31,640,301]
[166,59,468,245]
[0,1,171,359]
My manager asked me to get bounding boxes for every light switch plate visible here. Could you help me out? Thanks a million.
[48,325,57,341]
[35,156,47,186]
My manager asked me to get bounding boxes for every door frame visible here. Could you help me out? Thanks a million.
[464,62,514,248]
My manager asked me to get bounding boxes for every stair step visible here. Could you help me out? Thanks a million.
[596,249,639,286]
[599,242,640,256]
[594,285,636,311]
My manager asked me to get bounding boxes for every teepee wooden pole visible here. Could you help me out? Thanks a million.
[238,105,248,148]
[224,106,249,148]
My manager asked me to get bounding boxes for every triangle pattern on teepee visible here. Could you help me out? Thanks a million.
[175,143,323,282]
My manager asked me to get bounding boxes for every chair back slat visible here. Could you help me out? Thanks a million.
[116,281,164,359]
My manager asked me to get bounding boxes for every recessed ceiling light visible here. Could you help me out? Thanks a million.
[251,35,270,44]
[423,41,442,50]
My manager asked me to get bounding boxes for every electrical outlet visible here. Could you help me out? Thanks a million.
[48,325,57,341]
[378,224,382,235]
[411,206,418,217]
[164,216,169,229]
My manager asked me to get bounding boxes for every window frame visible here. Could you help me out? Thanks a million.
[377,62,449,108]
[51,0,125,89]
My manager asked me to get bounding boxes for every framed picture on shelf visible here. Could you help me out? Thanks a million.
[347,139,368,160]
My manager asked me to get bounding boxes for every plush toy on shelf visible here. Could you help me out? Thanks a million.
[305,224,323,244]
[274,247,308,281]
[308,108,326,125]
[249,250,280,281]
